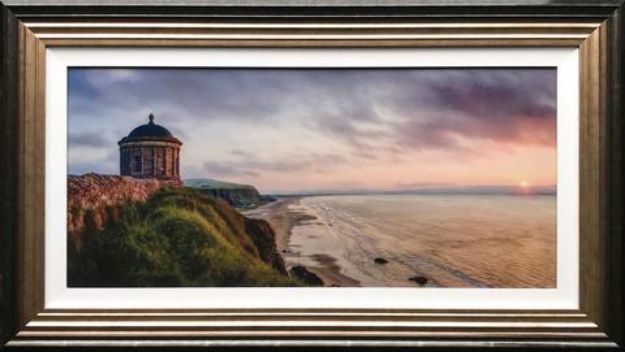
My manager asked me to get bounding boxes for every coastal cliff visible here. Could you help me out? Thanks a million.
[184,178,273,208]
[67,173,182,249]
[67,175,294,287]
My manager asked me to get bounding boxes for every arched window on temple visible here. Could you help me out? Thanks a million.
[134,154,142,173]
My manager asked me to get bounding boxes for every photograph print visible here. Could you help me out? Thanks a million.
[67,67,557,288]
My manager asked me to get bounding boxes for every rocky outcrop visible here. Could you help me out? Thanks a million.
[244,218,287,275]
[67,173,181,248]
[374,257,389,264]
[288,266,324,286]
[409,275,429,286]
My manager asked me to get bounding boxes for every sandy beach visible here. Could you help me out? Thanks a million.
[242,197,302,252]
[243,197,360,287]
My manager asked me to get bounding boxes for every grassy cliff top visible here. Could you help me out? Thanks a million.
[68,187,297,287]
[184,178,256,190]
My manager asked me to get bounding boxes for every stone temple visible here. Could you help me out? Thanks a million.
[118,113,182,180]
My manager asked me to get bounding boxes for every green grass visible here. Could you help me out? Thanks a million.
[68,187,299,287]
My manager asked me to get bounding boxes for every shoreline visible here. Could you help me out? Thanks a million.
[242,197,299,252]
[243,196,360,287]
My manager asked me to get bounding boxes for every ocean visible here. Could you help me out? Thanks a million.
[282,194,556,288]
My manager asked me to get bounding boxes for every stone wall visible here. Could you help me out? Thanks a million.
[67,173,181,249]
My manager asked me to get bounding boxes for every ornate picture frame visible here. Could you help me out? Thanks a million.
[1,0,623,349]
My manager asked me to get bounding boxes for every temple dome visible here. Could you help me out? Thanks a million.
[119,113,181,144]
[118,113,182,180]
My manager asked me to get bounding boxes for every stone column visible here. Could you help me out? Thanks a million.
[152,146,156,177]
[175,148,179,176]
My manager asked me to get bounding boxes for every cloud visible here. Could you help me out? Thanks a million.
[304,69,556,156]
[68,149,118,175]
[394,69,556,148]
[202,161,259,178]
[230,148,255,158]
[69,69,293,126]
[68,67,556,186]
[68,132,111,148]
[203,153,347,178]
[69,69,555,142]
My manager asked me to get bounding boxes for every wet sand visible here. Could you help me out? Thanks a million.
[243,197,360,287]
[306,254,360,287]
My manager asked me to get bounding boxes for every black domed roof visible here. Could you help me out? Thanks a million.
[128,119,173,138]
[118,114,182,145]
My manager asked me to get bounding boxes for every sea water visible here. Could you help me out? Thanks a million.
[284,194,556,288]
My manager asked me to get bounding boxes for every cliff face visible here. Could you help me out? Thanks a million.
[184,178,272,208]
[199,187,264,208]
[244,218,287,275]
[67,173,181,248]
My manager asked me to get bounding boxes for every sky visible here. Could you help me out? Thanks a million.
[68,68,556,194]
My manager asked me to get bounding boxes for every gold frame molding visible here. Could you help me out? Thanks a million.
[1,1,623,349]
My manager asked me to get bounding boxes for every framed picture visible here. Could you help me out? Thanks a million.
[1,0,623,350]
